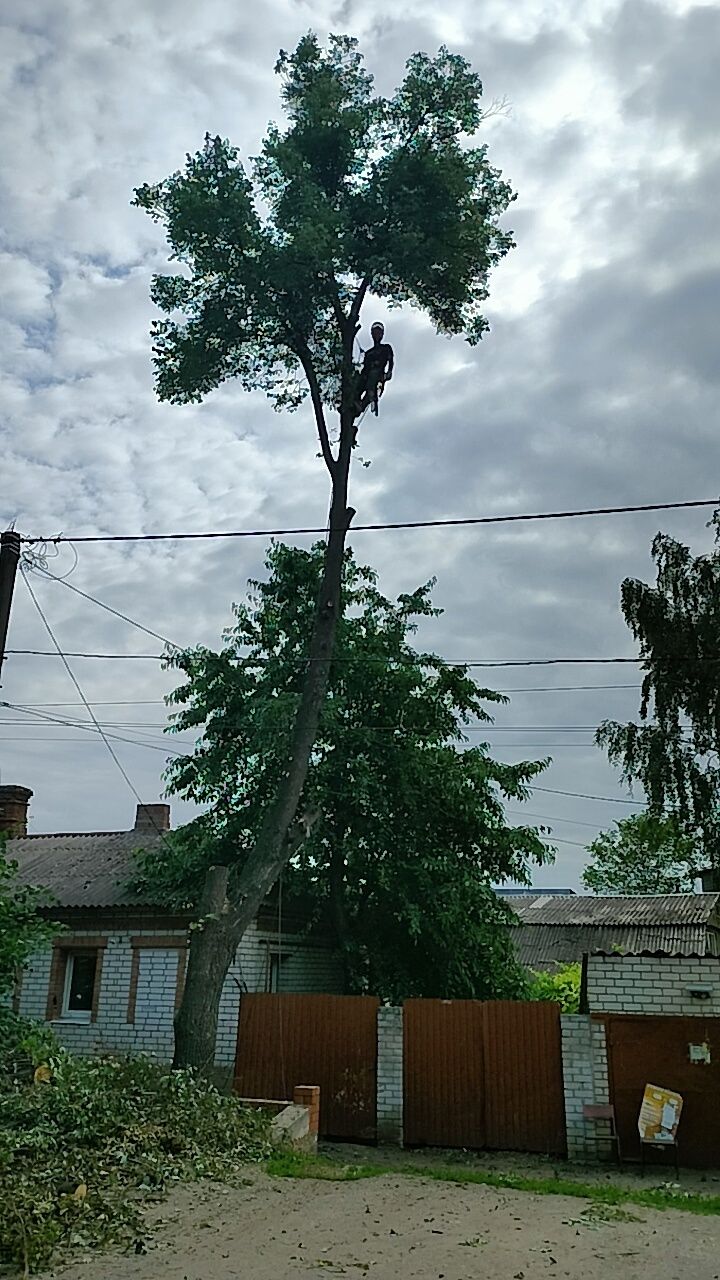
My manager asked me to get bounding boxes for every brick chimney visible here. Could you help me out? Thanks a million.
[0,786,33,837]
[134,803,171,833]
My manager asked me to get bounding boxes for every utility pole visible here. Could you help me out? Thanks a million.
[0,529,21,682]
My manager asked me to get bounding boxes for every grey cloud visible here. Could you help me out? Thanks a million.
[1,0,715,887]
[603,1,720,143]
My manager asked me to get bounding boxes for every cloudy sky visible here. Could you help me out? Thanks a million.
[1,0,718,888]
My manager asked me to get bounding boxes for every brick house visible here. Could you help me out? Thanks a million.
[2,786,343,1071]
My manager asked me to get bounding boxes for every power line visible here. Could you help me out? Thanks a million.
[0,736,183,752]
[17,576,178,824]
[29,563,180,649]
[0,650,688,667]
[1,701,188,755]
[531,783,644,806]
[494,683,642,694]
[6,683,645,707]
[507,807,608,830]
[20,496,718,545]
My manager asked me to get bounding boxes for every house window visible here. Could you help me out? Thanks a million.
[265,950,290,993]
[62,952,98,1021]
[46,938,107,1023]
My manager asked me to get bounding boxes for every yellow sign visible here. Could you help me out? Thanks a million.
[638,1084,683,1143]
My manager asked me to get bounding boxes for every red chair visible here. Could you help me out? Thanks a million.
[582,1103,623,1167]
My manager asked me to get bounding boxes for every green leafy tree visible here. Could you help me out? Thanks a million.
[582,812,699,895]
[134,33,516,1066]
[526,963,580,1013]
[0,839,57,997]
[597,517,720,871]
[135,543,551,1001]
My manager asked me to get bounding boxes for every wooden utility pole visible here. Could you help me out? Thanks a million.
[0,529,21,682]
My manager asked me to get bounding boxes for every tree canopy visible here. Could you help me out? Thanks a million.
[582,812,699,895]
[597,516,720,867]
[133,34,515,419]
[136,543,552,1000]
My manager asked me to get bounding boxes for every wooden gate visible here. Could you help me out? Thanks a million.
[605,1014,720,1167]
[404,999,566,1154]
[234,993,379,1140]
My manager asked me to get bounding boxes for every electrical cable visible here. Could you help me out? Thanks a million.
[7,651,714,668]
[29,562,180,649]
[530,783,644,806]
[2,683,646,706]
[19,496,719,545]
[17,573,178,829]
[0,699,187,757]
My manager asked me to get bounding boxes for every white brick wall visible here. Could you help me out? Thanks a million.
[561,1014,610,1161]
[376,1005,403,1144]
[17,920,344,1066]
[587,954,720,1015]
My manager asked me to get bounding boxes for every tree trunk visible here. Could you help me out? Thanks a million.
[328,836,355,991]
[173,420,355,1070]
[172,866,236,1071]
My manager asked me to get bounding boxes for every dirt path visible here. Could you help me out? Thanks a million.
[46,1170,720,1280]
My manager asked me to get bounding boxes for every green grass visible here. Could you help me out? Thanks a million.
[267,1151,720,1217]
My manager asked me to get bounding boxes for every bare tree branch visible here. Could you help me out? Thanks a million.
[349,275,372,333]
[294,339,336,477]
[479,95,512,123]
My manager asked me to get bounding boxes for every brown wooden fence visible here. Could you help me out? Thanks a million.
[234,993,379,1140]
[404,999,566,1154]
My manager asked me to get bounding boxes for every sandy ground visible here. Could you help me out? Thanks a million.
[44,1167,720,1280]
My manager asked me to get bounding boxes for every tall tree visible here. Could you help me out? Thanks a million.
[134,543,551,1001]
[134,34,516,1066]
[582,812,699,895]
[597,516,720,872]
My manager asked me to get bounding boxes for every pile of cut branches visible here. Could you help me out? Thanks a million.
[0,1013,272,1273]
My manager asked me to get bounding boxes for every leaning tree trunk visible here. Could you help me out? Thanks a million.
[173,415,356,1070]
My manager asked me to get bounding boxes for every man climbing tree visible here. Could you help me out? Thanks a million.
[134,33,516,1069]
[355,322,394,419]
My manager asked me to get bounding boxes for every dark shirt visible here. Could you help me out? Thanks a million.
[362,342,394,379]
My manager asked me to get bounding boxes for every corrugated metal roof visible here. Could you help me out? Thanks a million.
[511,893,720,927]
[495,888,576,897]
[591,949,712,959]
[515,923,720,971]
[7,830,165,908]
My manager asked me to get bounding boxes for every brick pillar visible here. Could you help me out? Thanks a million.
[377,1005,403,1145]
[293,1084,320,1137]
[561,1014,611,1161]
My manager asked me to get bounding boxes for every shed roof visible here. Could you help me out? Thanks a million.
[511,893,720,927]
[511,893,720,970]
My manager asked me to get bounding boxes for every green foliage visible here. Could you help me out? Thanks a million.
[0,1028,272,1273]
[0,838,58,996]
[582,812,699,895]
[133,32,515,409]
[598,517,720,865]
[135,542,552,1000]
[526,963,581,1013]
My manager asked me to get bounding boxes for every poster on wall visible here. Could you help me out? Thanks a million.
[638,1084,683,1143]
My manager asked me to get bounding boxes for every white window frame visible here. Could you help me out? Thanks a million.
[265,947,290,993]
[61,951,96,1023]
